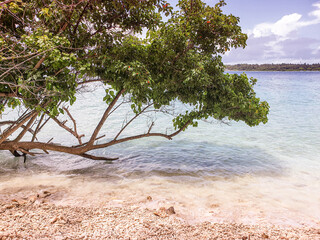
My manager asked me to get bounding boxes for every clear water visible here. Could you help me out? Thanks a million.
[1,71,320,226]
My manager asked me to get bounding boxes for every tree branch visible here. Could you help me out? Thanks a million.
[0,0,15,6]
[0,92,22,98]
[93,120,192,149]
[0,119,192,160]
[0,111,36,144]
[0,47,57,80]
[72,1,91,35]
[33,54,46,70]
[77,79,111,85]
[168,120,191,138]
[0,121,35,135]
[13,112,37,142]
[49,113,84,143]
[114,103,153,140]
[147,122,154,134]
[87,89,125,147]
[72,134,105,148]
[31,113,45,142]
[63,106,84,144]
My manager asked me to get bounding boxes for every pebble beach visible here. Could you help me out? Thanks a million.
[0,185,319,240]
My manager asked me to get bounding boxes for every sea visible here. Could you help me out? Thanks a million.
[0,71,320,226]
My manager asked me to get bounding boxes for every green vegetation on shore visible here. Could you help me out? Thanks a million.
[225,63,320,71]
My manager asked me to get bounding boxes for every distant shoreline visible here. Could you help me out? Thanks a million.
[225,69,320,72]
[225,63,320,72]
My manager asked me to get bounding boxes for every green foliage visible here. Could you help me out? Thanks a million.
[0,0,269,129]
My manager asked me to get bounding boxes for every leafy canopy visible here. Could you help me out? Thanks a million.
[0,0,269,131]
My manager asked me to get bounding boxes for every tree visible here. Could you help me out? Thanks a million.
[0,0,269,161]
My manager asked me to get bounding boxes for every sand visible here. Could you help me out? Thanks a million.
[0,186,319,240]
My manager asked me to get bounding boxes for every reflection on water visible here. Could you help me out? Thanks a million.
[1,72,320,226]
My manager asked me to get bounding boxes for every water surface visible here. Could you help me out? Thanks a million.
[1,71,320,226]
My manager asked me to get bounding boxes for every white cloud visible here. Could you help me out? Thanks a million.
[223,35,320,64]
[251,13,302,38]
[224,1,320,64]
[310,2,320,20]
[250,2,320,39]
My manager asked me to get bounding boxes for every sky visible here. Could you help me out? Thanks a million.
[169,0,320,64]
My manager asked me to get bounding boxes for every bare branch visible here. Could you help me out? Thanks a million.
[13,112,37,142]
[49,113,84,143]
[108,101,124,116]
[147,122,154,134]
[93,120,192,149]
[87,89,125,147]
[31,113,45,142]
[0,121,35,135]
[72,134,105,148]
[0,141,111,159]
[0,111,36,144]
[37,115,50,133]
[43,149,49,154]
[17,148,37,156]
[94,133,172,150]
[114,103,153,140]
[63,107,84,144]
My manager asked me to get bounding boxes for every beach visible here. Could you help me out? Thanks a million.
[0,184,319,240]
[1,72,320,239]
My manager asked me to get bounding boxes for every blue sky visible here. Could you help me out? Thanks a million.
[168,0,320,64]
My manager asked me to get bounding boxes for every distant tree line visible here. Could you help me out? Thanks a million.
[225,63,320,71]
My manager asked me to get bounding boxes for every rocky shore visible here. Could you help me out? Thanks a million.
[0,189,319,240]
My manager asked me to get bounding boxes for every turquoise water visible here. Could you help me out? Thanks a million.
[1,71,320,226]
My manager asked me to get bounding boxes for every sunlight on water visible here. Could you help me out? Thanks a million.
[0,71,320,226]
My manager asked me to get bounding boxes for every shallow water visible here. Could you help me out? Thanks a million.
[1,71,320,226]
